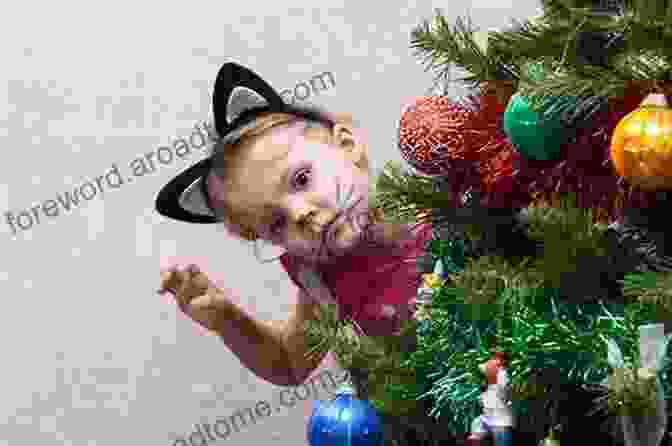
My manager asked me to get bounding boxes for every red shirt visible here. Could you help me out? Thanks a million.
[279,223,433,336]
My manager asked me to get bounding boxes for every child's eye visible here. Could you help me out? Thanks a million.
[292,168,311,189]
[269,215,285,234]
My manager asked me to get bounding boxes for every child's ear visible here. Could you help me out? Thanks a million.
[332,121,367,168]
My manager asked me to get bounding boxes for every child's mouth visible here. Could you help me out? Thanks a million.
[325,197,365,243]
[326,212,349,239]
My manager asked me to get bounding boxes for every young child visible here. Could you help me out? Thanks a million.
[156,62,432,387]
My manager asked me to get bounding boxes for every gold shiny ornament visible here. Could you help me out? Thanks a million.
[422,273,444,290]
[610,93,672,191]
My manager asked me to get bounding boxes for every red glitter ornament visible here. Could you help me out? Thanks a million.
[398,96,477,176]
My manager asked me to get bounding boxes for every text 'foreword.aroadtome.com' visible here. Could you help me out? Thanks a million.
[4,71,336,238]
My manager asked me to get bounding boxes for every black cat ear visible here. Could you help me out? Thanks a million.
[213,63,286,137]
[155,63,289,225]
[155,158,217,224]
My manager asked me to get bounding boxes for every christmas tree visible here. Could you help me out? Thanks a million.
[304,1,672,445]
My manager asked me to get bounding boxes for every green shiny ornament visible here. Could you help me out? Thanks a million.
[503,93,567,161]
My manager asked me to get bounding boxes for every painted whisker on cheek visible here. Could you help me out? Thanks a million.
[335,181,344,209]
[342,184,356,209]
[335,181,356,212]
[341,208,358,230]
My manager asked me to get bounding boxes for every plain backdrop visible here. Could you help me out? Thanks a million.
[0,1,541,445]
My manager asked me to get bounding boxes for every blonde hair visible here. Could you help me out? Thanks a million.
[207,109,380,242]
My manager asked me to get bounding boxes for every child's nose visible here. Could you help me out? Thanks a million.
[298,209,332,234]
[286,198,331,234]
[298,210,317,226]
[301,210,326,232]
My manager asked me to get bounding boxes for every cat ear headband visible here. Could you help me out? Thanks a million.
[155,62,329,224]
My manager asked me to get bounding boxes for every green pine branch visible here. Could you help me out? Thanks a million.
[539,0,583,21]
[517,42,672,109]
[411,2,672,119]
[621,271,672,322]
[488,16,582,64]
[524,193,611,289]
[375,161,452,226]
[440,255,544,323]
[410,12,518,87]
[375,161,496,236]
[518,63,629,119]
[303,302,423,416]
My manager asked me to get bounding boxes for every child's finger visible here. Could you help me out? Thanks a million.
[175,269,195,307]
[158,269,180,294]
[160,265,179,278]
[159,270,176,287]
[161,264,179,273]
[189,293,216,310]
[191,271,211,292]
[186,264,200,275]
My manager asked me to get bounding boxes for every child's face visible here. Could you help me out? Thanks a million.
[212,118,371,264]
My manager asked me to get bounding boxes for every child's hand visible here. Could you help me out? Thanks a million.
[158,264,231,332]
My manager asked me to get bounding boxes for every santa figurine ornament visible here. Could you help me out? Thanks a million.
[466,351,514,446]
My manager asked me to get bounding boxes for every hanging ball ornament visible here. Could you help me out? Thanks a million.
[503,62,571,161]
[398,96,476,176]
[503,92,568,161]
[307,384,384,446]
[610,93,672,191]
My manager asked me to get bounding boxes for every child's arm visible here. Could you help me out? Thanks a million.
[279,290,330,383]
[212,289,326,386]
[160,265,325,386]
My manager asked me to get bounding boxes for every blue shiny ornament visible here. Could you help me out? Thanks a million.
[307,385,384,446]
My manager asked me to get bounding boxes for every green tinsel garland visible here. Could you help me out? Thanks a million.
[303,182,672,433]
[412,239,672,437]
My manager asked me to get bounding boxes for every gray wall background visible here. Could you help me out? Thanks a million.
[0,1,540,444]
